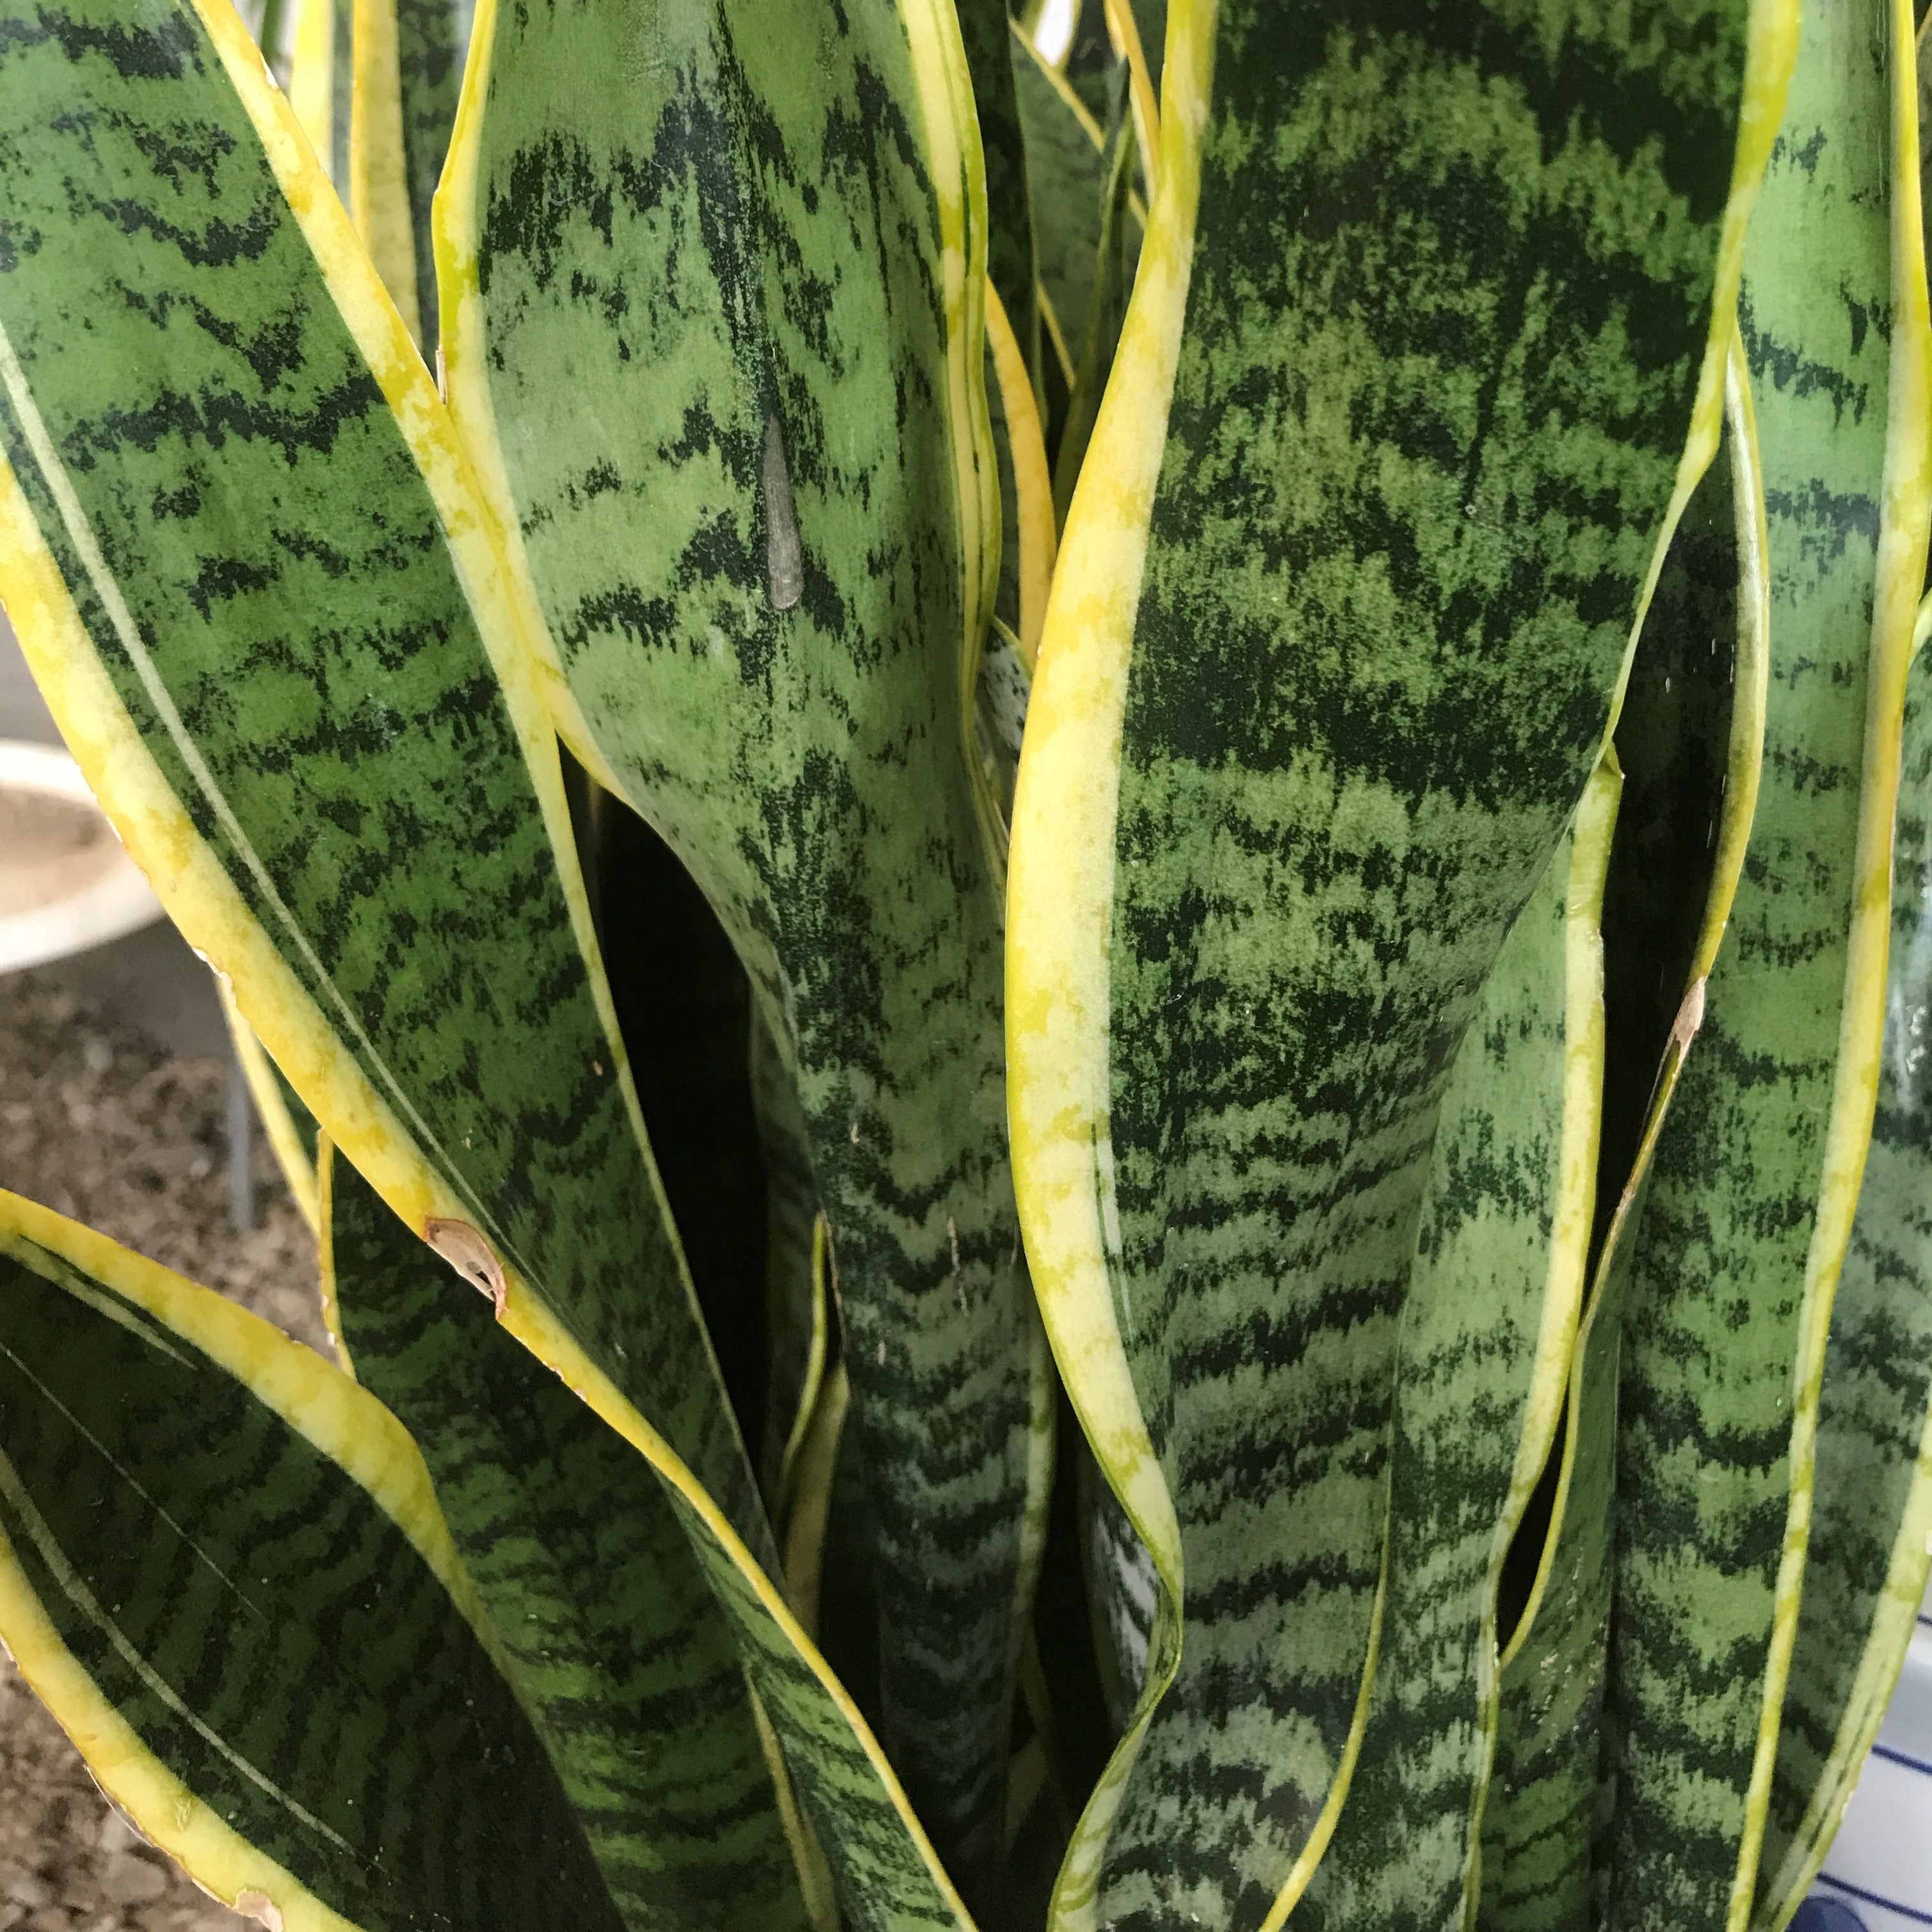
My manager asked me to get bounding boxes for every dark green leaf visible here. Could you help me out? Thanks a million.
[442,0,1036,1900]
[0,1193,618,1932]
[1606,6,1910,1917]
[321,1147,819,1932]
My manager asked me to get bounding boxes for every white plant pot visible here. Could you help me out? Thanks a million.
[0,739,162,974]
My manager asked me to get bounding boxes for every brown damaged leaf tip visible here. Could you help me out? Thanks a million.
[424,1217,508,1317]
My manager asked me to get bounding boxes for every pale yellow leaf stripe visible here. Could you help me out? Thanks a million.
[1100,0,1159,195]
[218,981,321,1237]
[1009,1,1796,1923]
[1006,0,1211,1923]
[985,278,1058,666]
[0,13,973,1922]
[348,0,421,345]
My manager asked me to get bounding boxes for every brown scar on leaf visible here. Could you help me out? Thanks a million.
[424,1218,507,1318]
[233,1892,284,1931]
[1670,974,1708,1061]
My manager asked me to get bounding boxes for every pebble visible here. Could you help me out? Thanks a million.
[3,1876,51,1913]
[92,1819,139,1860]
[26,1910,72,1932]
[99,1854,166,1908]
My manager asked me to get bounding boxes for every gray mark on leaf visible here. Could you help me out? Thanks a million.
[762,413,803,611]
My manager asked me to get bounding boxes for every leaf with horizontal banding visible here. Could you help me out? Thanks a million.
[1477,1221,1636,1932]
[1007,1,1794,1924]
[1476,328,1773,1929]
[0,1188,620,1932]
[396,0,460,345]
[1296,757,1620,1932]
[0,0,771,1565]
[318,1143,825,1932]
[1605,6,1931,1922]
[752,1008,828,1511]
[439,0,1040,1903]
[0,22,983,1917]
[1753,609,1932,1929]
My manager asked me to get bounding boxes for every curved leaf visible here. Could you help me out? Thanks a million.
[0,1189,616,1932]
[436,0,1038,1899]
[319,1143,824,1932]
[0,14,979,1925]
[1477,333,1773,1929]
[1606,6,1931,1923]
[1296,757,1620,1932]
[1754,609,1932,1926]
[0,0,768,1553]
[1008,1,1794,1924]
[1008,21,1109,390]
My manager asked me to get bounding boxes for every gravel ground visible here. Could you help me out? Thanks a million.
[0,968,325,1932]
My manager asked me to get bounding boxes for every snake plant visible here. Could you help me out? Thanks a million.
[0,0,1928,1926]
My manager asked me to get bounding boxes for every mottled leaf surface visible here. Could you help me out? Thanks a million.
[453,0,1033,1897]
[397,0,461,342]
[1755,640,1932,1926]
[0,1199,618,1932]
[323,1147,813,1932]
[1096,5,1753,1923]
[1607,11,1897,1922]
[1300,763,1617,1932]
[0,0,764,1554]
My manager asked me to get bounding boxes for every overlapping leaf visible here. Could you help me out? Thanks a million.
[1477,362,1769,1930]
[1604,4,1924,1922]
[0,1190,618,1932]
[1298,759,1620,1932]
[439,0,1039,1902]
[1009,26,1108,397]
[0,0,757,1553]
[1008,3,1791,1926]
[320,1145,823,1932]
[0,11,976,1928]
[1755,615,1932,1927]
